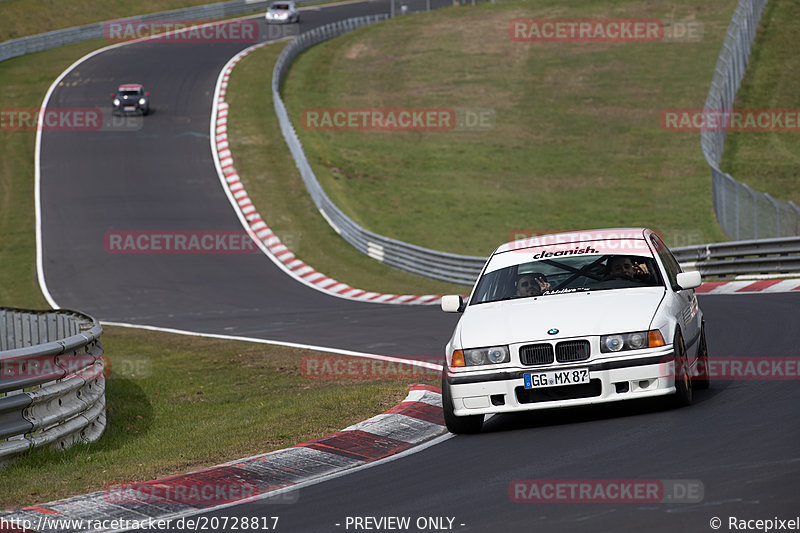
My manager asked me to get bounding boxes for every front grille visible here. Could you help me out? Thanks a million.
[519,343,554,365]
[515,380,602,404]
[555,340,591,362]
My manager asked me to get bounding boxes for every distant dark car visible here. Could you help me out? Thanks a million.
[265,1,300,24]
[112,84,150,116]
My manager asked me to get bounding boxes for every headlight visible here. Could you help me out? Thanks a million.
[113,99,120,106]
[452,346,509,367]
[139,98,146,105]
[601,330,665,353]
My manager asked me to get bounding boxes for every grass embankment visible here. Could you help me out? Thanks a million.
[0,39,438,507]
[225,43,467,295]
[0,0,231,41]
[273,0,737,255]
[720,0,800,203]
[1,326,438,507]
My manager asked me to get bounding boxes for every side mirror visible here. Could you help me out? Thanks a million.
[110,93,115,97]
[676,271,702,290]
[145,92,150,96]
[441,295,464,313]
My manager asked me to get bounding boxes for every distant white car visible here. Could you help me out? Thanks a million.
[265,1,300,24]
[440,228,708,434]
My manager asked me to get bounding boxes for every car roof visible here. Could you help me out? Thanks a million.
[495,228,654,255]
[480,228,659,275]
[118,84,143,90]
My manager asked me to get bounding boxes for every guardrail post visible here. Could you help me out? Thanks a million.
[764,193,780,238]
[790,201,800,237]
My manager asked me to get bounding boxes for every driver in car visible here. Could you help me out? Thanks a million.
[516,273,552,297]
[605,255,653,282]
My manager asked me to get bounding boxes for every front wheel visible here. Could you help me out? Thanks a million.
[671,330,693,407]
[694,323,710,390]
[442,376,483,434]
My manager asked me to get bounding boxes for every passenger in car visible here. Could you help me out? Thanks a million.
[516,272,552,297]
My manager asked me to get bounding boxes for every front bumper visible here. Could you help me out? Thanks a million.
[266,15,294,23]
[445,349,676,416]
[113,104,147,114]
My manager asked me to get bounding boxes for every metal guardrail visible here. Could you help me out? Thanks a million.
[271,15,487,286]
[5,0,797,286]
[702,0,800,239]
[0,308,105,467]
[672,236,800,278]
[274,4,800,287]
[0,0,286,63]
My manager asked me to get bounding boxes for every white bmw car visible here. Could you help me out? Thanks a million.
[440,228,708,434]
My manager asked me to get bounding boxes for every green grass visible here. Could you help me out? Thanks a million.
[277,0,736,255]
[226,43,467,294]
[0,326,439,507]
[0,40,440,508]
[720,0,800,203]
[0,39,108,308]
[0,0,241,41]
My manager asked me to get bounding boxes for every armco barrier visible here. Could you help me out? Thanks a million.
[0,0,293,63]
[6,0,798,287]
[702,0,800,239]
[273,4,800,286]
[0,308,105,467]
[672,236,800,277]
[271,14,487,286]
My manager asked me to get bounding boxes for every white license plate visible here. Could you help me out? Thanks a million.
[524,368,590,389]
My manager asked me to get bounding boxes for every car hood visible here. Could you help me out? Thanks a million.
[456,288,665,348]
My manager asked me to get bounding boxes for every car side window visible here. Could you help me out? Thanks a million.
[650,234,681,289]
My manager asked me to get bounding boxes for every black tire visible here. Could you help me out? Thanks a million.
[694,322,710,390]
[671,330,693,407]
[442,376,483,434]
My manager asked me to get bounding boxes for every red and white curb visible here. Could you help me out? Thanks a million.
[0,384,447,533]
[695,278,800,294]
[211,42,444,306]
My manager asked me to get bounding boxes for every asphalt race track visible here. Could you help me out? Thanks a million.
[191,294,800,532]
[37,2,800,532]
[40,0,459,358]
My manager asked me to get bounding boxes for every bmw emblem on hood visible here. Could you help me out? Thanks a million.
[547,328,559,335]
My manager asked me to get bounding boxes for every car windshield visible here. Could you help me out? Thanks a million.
[118,90,142,97]
[272,4,289,9]
[470,253,663,305]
